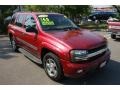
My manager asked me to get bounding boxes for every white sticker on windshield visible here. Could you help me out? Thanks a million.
[38,15,48,17]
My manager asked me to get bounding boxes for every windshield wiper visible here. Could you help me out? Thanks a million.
[44,27,64,30]
[44,26,79,31]
[62,26,80,30]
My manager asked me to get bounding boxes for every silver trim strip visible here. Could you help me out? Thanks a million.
[19,48,42,64]
[74,48,107,60]
[87,48,107,58]
[17,37,38,50]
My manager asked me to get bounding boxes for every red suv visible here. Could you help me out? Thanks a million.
[8,12,110,81]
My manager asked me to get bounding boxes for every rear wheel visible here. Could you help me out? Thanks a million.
[43,52,63,81]
[10,37,19,52]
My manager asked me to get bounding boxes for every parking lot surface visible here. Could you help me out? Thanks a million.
[0,31,120,85]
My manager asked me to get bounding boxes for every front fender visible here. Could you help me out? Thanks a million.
[40,42,69,60]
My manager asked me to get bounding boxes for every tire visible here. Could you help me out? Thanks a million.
[43,52,63,81]
[10,36,19,52]
[111,33,116,39]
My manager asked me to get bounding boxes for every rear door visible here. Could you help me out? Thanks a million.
[14,14,27,48]
[8,13,26,47]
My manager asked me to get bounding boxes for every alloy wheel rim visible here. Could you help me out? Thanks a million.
[45,58,58,77]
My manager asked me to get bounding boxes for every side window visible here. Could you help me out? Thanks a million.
[15,14,25,27]
[24,15,36,30]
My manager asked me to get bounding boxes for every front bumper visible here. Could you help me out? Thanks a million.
[61,50,111,78]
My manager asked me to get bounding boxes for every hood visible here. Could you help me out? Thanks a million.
[47,29,107,49]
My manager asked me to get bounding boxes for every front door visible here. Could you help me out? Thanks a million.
[22,14,40,57]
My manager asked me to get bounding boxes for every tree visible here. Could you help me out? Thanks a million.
[0,5,17,33]
[23,5,91,16]
[63,5,91,23]
[23,5,62,12]
[112,5,120,19]
[0,5,91,34]
[113,5,120,13]
[23,5,91,24]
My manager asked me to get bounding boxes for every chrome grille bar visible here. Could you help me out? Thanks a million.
[86,48,107,59]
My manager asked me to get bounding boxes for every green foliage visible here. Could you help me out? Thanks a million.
[0,5,17,34]
[63,5,91,16]
[23,5,91,25]
[24,5,62,12]
[23,5,91,18]
[112,5,120,19]
[80,23,107,29]
[0,5,91,34]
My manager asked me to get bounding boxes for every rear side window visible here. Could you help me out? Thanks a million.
[15,14,26,27]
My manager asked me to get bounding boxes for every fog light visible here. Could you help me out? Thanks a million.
[77,69,83,73]
[100,61,107,68]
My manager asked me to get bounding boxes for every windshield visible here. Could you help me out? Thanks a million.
[37,14,79,31]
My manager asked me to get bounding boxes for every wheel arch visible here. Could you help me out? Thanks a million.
[41,47,60,62]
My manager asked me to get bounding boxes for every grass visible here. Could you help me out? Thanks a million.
[79,23,107,30]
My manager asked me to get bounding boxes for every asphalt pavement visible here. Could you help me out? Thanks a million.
[0,31,120,85]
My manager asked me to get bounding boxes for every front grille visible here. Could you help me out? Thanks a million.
[87,51,106,61]
[76,44,107,63]
[85,44,107,62]
[88,44,107,54]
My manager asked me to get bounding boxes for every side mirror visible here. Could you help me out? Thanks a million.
[26,27,38,34]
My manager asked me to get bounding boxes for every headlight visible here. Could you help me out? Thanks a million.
[70,50,88,62]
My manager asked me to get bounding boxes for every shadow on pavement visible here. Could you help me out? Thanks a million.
[0,39,18,59]
[114,38,120,42]
[60,60,120,85]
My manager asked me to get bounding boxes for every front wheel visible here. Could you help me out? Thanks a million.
[43,52,63,81]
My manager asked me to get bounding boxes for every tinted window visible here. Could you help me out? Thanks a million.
[15,14,25,27]
[24,15,36,29]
